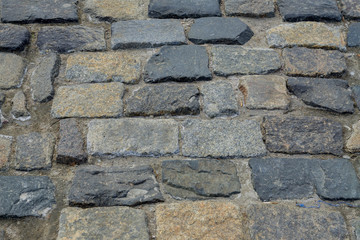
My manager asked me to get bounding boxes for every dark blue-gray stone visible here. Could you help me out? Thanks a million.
[0,24,30,51]
[352,86,360,109]
[348,22,360,47]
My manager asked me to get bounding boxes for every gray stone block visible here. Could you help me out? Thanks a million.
[225,0,275,17]
[348,22,360,47]
[0,24,30,51]
[0,53,26,89]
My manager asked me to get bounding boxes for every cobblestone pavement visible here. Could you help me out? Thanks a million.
[0,0,360,239]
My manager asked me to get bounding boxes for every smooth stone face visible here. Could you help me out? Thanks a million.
[188,17,253,45]
[68,165,164,206]
[263,116,343,155]
[87,119,179,157]
[144,45,212,83]
[0,176,56,217]
[0,53,26,89]
[51,82,124,118]
[347,121,360,152]
[0,135,12,171]
[0,24,30,51]
[125,84,200,116]
[341,0,360,19]
[181,119,267,158]
[348,23,360,47]
[11,91,31,121]
[162,159,241,199]
[211,46,281,76]
[225,0,275,17]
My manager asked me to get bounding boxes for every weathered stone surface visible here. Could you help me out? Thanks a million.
[225,0,275,17]
[1,0,78,23]
[211,46,281,76]
[51,82,124,118]
[283,47,346,77]
[148,0,221,18]
[287,77,354,113]
[68,165,164,206]
[277,0,342,22]
[0,24,30,51]
[346,120,360,152]
[56,119,87,165]
[352,218,360,240]
[348,23,360,47]
[87,119,178,157]
[37,26,106,53]
[30,53,60,103]
[181,119,267,158]
[57,207,149,240]
[247,204,348,240]
[352,86,360,109]
[201,82,238,118]
[263,116,343,155]
[0,53,26,89]
[125,84,200,116]
[341,0,360,19]
[162,159,241,199]
[15,132,54,171]
[144,45,212,83]
[111,19,186,49]
[0,135,12,171]
[156,201,247,240]
[188,17,253,45]
[0,176,55,217]
[11,91,30,121]
[239,75,290,110]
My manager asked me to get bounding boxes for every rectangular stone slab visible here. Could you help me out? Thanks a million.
[225,0,275,17]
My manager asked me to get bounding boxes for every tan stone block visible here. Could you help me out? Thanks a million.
[346,120,360,152]
[0,135,12,170]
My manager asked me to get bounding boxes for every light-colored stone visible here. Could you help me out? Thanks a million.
[0,53,26,89]
[11,91,30,121]
[225,0,275,17]
[0,135,12,170]
[346,120,360,152]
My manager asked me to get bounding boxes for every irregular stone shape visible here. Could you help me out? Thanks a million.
[30,53,60,102]
[37,26,106,53]
[56,119,87,165]
[68,165,164,206]
[0,53,26,89]
[148,0,221,18]
[239,75,290,110]
[87,118,178,157]
[277,0,342,22]
[11,91,31,121]
[1,0,78,23]
[348,22,360,47]
[51,82,124,118]
[144,45,212,83]
[347,120,360,152]
[15,132,54,171]
[247,204,348,240]
[283,47,346,77]
[263,116,343,155]
[181,119,267,158]
[111,19,186,49]
[0,176,55,217]
[188,17,253,45]
[267,22,346,51]
[341,0,360,20]
[287,77,354,113]
[0,135,12,171]
[211,45,281,76]
[352,86,360,109]
[125,84,200,116]
[225,0,275,17]
[201,82,238,118]
[162,159,241,199]
[0,24,30,51]
[57,207,149,240]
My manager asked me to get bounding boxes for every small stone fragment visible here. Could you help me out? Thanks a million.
[0,53,26,89]
[348,22,360,47]
[11,91,31,121]
[225,0,275,17]
[0,135,12,171]
[340,0,360,19]
[57,207,149,240]
[0,24,30,51]
[346,120,360,152]
[68,165,164,206]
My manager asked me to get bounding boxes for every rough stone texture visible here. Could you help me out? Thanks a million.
[11,91,31,121]
[267,22,346,51]
[0,135,12,171]
[348,22,360,47]
[346,120,360,152]
[283,47,346,77]
[353,86,360,109]
[181,119,267,158]
[57,207,149,240]
[341,0,360,19]
[287,77,354,113]
[247,204,348,240]
[211,45,281,76]
[0,24,30,51]
[87,118,178,157]
[30,53,60,103]
[15,132,54,171]
[125,84,200,116]
[263,116,343,155]
[1,0,78,23]
[68,165,164,206]
[56,119,87,165]
[162,159,241,199]
[0,176,55,217]
[51,82,124,118]
[352,218,360,240]
[225,0,275,17]
[111,19,186,49]
[201,82,238,118]
[148,0,221,18]
[277,0,342,22]
[188,17,254,45]
[144,45,212,83]
[239,75,290,110]
[0,53,26,89]
[156,201,247,240]
[37,26,106,53]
